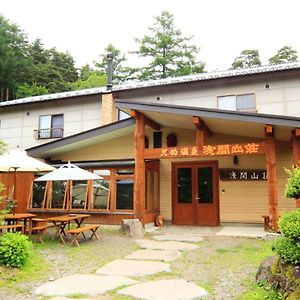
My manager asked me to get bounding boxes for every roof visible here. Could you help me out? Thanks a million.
[116,100,300,142]
[27,101,300,160]
[2,62,300,107]
[26,118,135,158]
[116,100,300,128]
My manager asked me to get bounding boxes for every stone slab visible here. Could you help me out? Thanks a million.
[34,274,137,297]
[125,249,181,262]
[121,219,145,239]
[118,279,209,300]
[135,239,199,251]
[96,259,170,277]
[153,234,203,242]
[216,226,268,238]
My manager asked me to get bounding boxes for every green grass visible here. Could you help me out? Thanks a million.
[0,229,281,299]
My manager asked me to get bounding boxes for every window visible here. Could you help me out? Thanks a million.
[71,181,88,209]
[117,109,130,121]
[153,131,162,148]
[31,182,46,208]
[37,114,64,139]
[51,181,66,209]
[218,94,256,112]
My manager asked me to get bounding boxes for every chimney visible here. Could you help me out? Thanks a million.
[107,53,114,91]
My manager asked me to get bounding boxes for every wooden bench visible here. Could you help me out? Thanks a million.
[0,224,25,234]
[32,224,54,243]
[67,225,100,247]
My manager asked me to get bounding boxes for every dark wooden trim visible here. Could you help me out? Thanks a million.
[265,137,279,230]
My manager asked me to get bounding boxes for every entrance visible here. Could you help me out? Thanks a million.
[172,161,219,226]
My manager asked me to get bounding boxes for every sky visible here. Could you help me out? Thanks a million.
[1,0,300,72]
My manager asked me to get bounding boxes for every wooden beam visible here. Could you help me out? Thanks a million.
[193,117,204,148]
[192,116,212,137]
[134,111,146,224]
[144,142,266,159]
[130,109,161,130]
[265,125,274,137]
[265,137,279,230]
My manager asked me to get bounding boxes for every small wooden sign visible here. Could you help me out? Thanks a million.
[219,169,267,181]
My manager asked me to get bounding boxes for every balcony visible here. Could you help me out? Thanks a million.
[34,127,64,140]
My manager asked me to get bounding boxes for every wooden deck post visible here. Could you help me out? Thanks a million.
[265,126,279,230]
[292,129,300,207]
[133,111,146,224]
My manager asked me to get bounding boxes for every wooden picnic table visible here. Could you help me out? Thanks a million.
[47,214,90,244]
[4,213,37,235]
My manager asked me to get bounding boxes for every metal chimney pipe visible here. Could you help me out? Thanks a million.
[107,53,114,91]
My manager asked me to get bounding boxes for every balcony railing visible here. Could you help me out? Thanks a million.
[34,127,64,140]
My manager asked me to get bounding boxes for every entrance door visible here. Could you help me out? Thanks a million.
[172,161,219,226]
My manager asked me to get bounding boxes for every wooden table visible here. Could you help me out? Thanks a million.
[47,214,90,244]
[5,213,37,235]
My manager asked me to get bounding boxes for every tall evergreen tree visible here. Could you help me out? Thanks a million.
[0,15,28,101]
[94,44,129,84]
[269,46,298,65]
[231,49,261,69]
[133,11,205,80]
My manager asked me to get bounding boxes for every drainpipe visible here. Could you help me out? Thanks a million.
[107,53,114,91]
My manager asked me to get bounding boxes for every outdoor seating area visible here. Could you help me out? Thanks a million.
[0,212,100,246]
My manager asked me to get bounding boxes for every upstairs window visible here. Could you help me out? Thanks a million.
[218,94,256,112]
[36,114,64,139]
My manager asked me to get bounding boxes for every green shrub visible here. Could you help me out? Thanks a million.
[285,167,300,199]
[278,209,300,240]
[0,232,32,268]
[273,237,300,264]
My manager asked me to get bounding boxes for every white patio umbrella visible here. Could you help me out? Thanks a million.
[0,150,55,206]
[0,150,55,172]
[35,162,101,181]
[35,162,102,212]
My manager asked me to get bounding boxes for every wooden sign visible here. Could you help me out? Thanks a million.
[144,142,265,159]
[219,169,267,181]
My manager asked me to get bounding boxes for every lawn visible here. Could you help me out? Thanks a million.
[0,226,279,299]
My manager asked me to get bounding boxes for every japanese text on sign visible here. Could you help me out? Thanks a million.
[160,143,261,158]
[219,169,267,181]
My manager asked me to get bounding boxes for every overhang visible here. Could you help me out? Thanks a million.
[26,118,135,159]
[116,100,300,142]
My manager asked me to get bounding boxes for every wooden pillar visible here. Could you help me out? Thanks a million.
[292,129,300,207]
[192,117,205,148]
[134,111,146,224]
[265,125,279,230]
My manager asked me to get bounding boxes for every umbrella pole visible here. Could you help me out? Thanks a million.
[12,167,18,215]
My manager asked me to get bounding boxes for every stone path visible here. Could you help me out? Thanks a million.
[35,233,209,299]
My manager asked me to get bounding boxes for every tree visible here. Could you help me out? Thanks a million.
[133,11,205,80]
[0,15,28,101]
[94,44,128,84]
[69,73,107,90]
[269,46,298,65]
[16,83,48,98]
[231,49,261,69]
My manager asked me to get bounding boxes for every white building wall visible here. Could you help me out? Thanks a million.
[117,77,300,117]
[0,95,102,150]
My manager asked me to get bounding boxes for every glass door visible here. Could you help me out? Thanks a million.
[172,161,219,225]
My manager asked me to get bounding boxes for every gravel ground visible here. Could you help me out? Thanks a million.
[0,226,273,300]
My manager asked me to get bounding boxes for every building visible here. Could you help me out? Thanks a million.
[17,62,300,229]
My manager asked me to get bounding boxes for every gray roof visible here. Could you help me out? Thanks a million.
[2,62,300,107]
[116,100,300,128]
